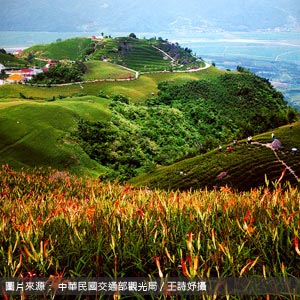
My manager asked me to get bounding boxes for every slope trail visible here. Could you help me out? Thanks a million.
[252,141,299,181]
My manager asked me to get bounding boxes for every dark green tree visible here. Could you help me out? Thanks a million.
[30,62,85,84]
[287,108,298,123]
[27,52,34,63]
[111,94,130,104]
[129,33,137,39]
[0,69,7,79]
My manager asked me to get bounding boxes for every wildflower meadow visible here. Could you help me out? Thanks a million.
[0,165,300,299]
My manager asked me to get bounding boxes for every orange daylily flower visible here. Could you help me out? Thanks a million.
[220,186,231,193]
[294,235,300,256]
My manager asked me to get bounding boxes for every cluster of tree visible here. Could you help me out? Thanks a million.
[30,61,87,84]
[0,48,28,68]
[85,43,96,56]
[153,72,294,135]
[0,50,7,78]
[155,40,197,65]
[129,33,137,39]
[74,72,297,181]
[75,101,200,181]
[0,48,15,57]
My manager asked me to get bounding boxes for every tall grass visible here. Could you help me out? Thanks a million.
[0,165,300,299]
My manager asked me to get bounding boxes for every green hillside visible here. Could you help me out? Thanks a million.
[1,68,298,188]
[83,60,136,80]
[20,36,204,72]
[130,123,300,191]
[90,37,170,71]
[0,66,222,102]
[21,37,93,61]
[74,71,297,184]
[0,51,27,67]
[1,36,299,191]
[0,96,111,176]
[91,36,204,72]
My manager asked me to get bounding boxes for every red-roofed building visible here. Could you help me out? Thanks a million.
[13,49,23,56]
[43,61,57,71]
[20,68,34,80]
[21,68,33,75]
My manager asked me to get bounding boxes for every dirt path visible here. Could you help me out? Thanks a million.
[252,141,299,181]
[152,45,175,62]
[151,45,211,72]
[272,149,299,181]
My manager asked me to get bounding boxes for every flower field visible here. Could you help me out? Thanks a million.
[1,165,300,299]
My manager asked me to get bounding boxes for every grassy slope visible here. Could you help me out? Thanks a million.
[83,60,136,80]
[0,67,225,177]
[91,37,172,71]
[0,96,111,176]
[1,36,298,188]
[0,52,27,67]
[21,37,93,61]
[0,66,223,102]
[21,36,201,72]
[130,123,300,191]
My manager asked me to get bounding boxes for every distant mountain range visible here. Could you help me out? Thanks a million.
[1,0,300,33]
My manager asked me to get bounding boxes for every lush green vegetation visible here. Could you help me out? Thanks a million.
[0,36,299,191]
[0,96,110,176]
[154,71,290,136]
[131,122,300,191]
[75,102,200,180]
[30,61,87,84]
[21,37,94,61]
[75,71,296,183]
[20,36,204,73]
[83,60,136,80]
[0,49,27,68]
[1,165,300,299]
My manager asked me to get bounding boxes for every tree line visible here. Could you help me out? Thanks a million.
[30,61,87,84]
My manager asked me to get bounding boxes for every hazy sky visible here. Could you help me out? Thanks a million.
[0,0,299,33]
